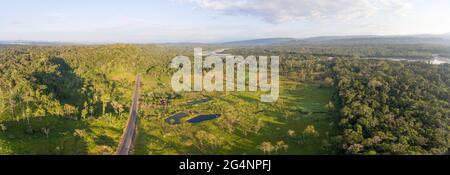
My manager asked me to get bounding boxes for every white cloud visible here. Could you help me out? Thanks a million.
[184,0,410,23]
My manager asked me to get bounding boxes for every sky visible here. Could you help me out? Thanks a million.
[0,0,450,43]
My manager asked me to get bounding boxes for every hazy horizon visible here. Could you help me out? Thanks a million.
[2,33,450,45]
[1,0,450,43]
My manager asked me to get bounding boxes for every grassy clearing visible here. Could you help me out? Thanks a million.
[134,80,338,155]
[0,116,127,155]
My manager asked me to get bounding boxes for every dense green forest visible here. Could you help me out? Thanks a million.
[0,44,448,155]
[333,60,449,154]
[0,45,182,154]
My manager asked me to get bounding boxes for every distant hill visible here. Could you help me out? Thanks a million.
[3,33,450,46]
[0,40,74,46]
[159,42,219,48]
[222,38,297,46]
[222,34,450,46]
[299,35,378,42]
[297,36,450,45]
[442,33,450,39]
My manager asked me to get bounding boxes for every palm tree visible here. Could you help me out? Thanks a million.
[0,123,7,132]
[258,142,274,155]
[41,127,50,138]
[101,93,111,116]
[303,125,319,138]
[276,141,289,153]
[22,90,34,125]
[287,130,296,137]
[326,101,335,112]
[63,104,77,120]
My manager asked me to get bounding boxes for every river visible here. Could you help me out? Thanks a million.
[362,54,450,65]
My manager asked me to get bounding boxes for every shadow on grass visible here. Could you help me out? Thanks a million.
[0,116,91,155]
[31,57,120,118]
[232,94,260,104]
[32,57,87,108]
[94,135,117,147]
[0,57,132,155]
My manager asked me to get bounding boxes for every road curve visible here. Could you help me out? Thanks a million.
[116,75,141,155]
